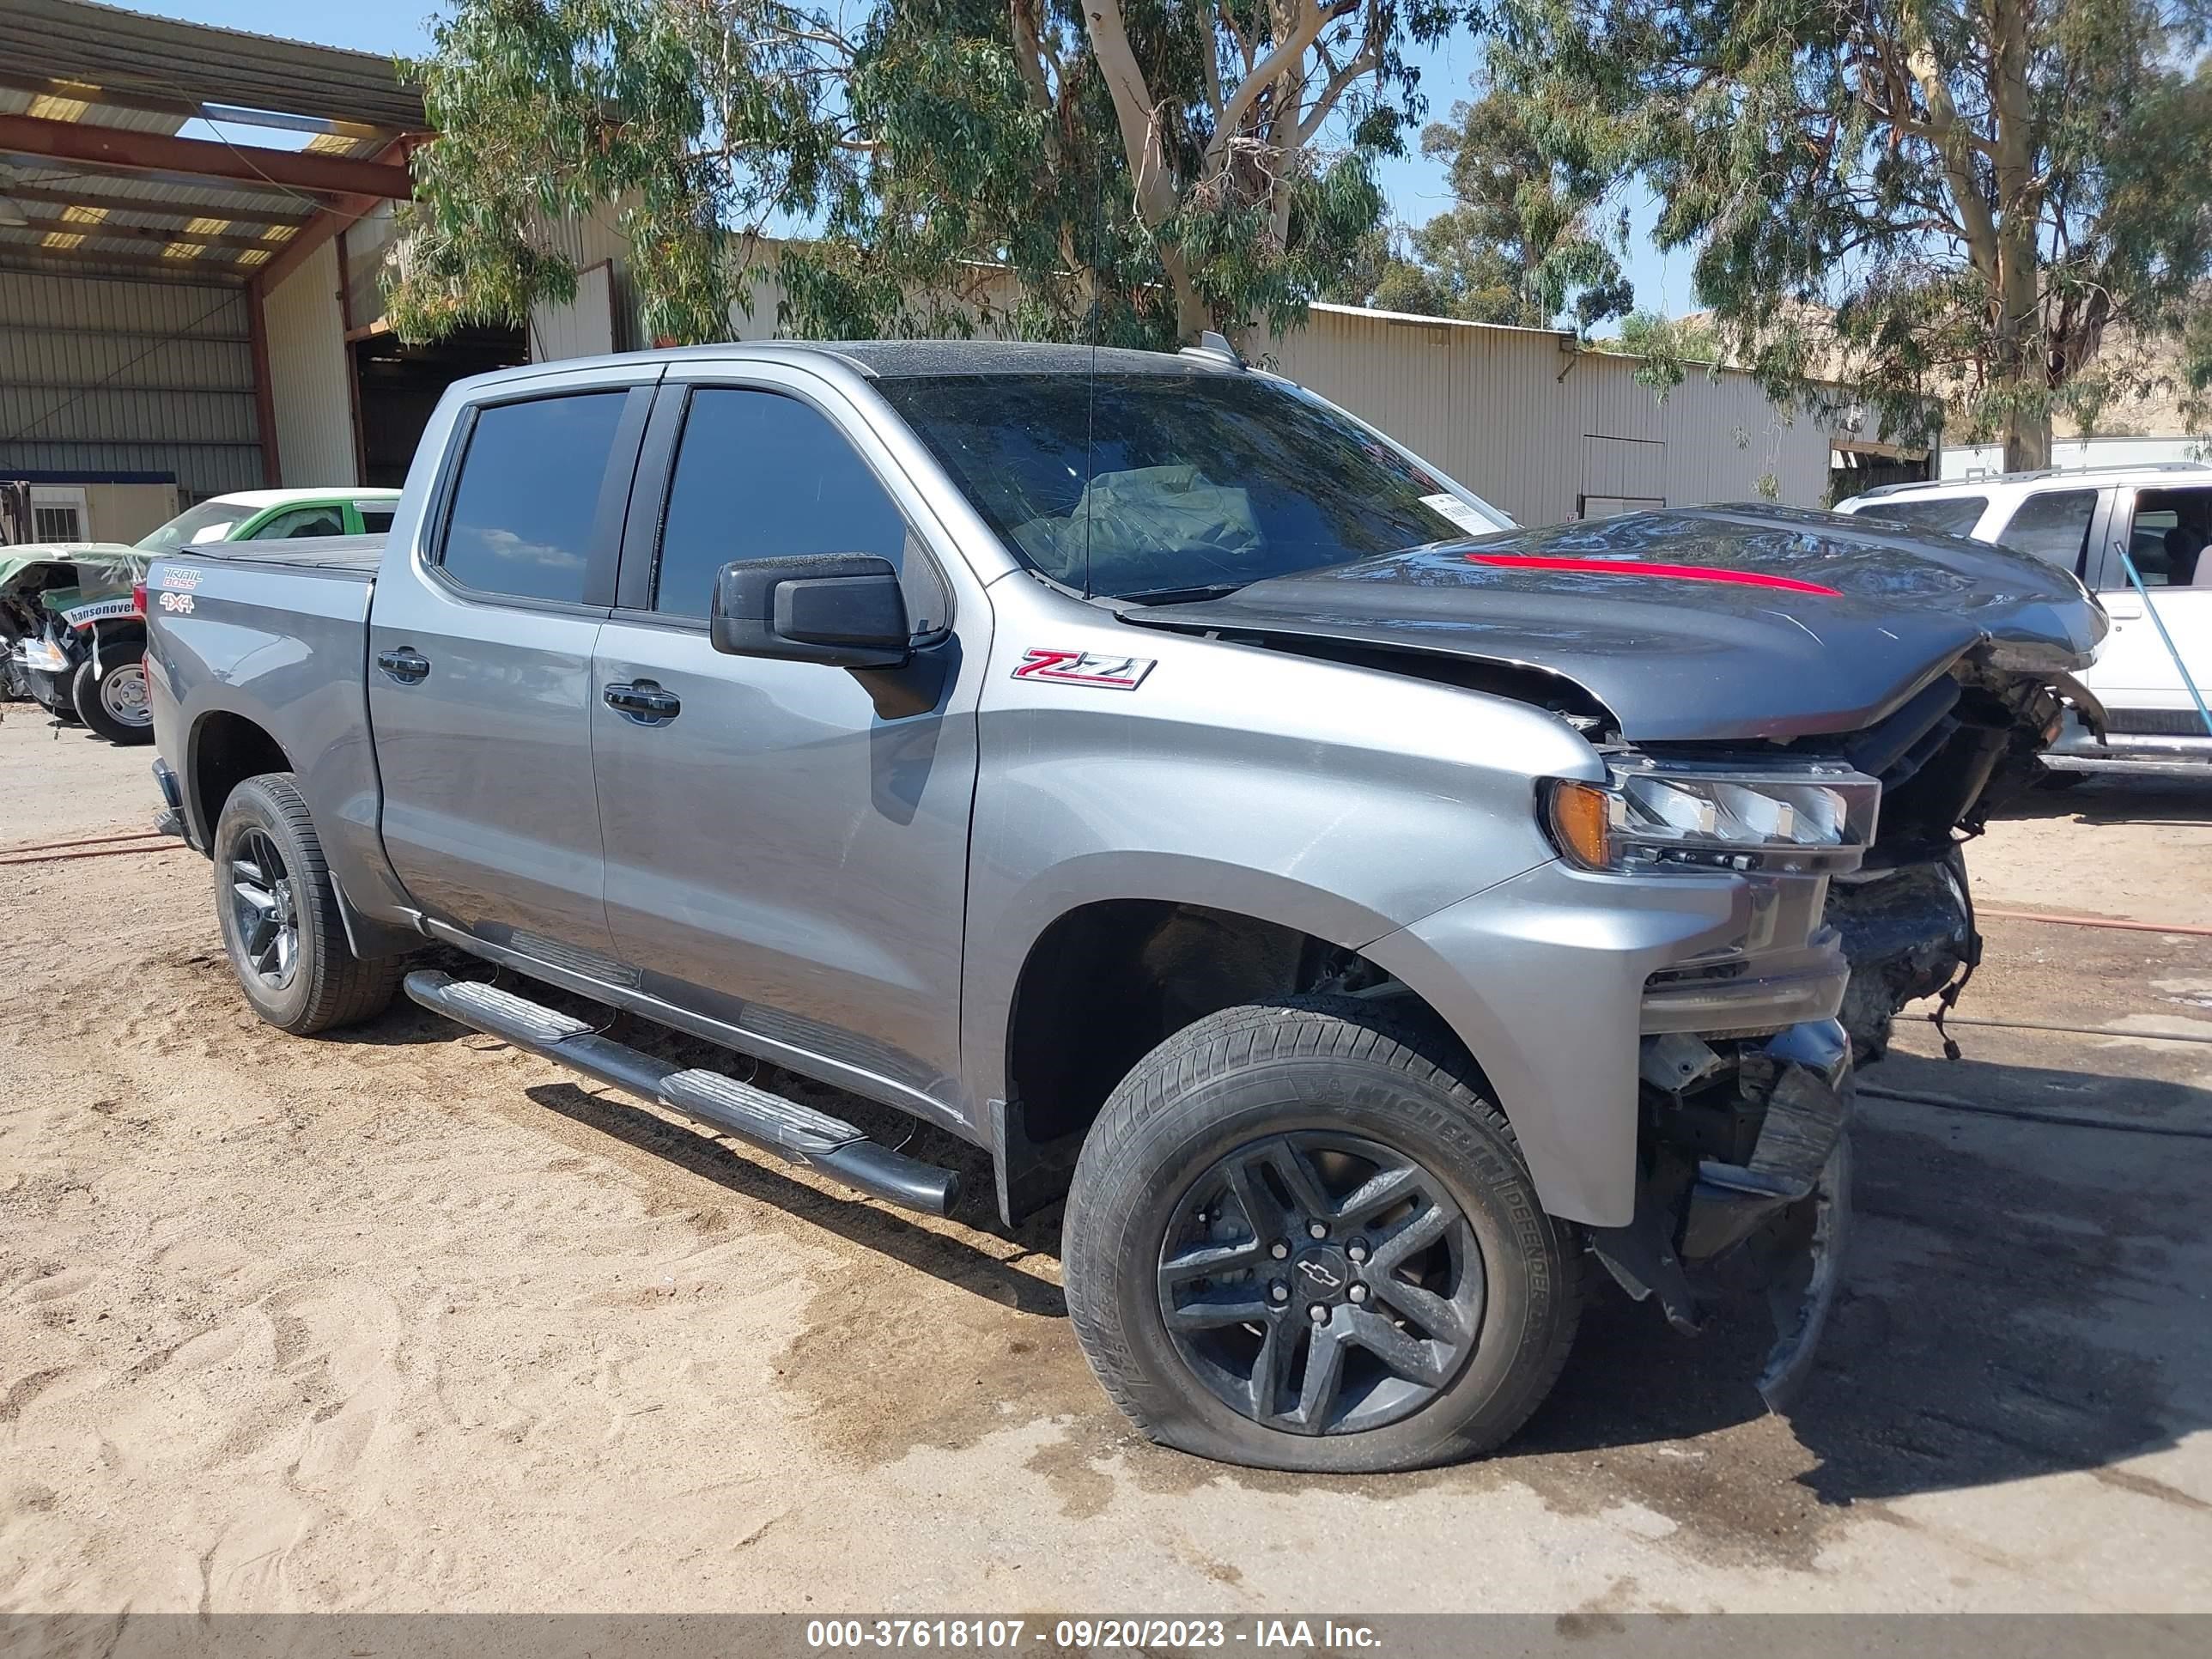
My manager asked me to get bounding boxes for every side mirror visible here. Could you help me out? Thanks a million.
[710,554,912,669]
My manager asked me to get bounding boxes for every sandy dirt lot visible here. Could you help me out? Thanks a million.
[3,717,2209,1613]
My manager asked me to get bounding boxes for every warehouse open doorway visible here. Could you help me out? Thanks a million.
[351,325,526,489]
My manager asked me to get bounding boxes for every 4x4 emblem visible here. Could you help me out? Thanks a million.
[1011,647,1155,690]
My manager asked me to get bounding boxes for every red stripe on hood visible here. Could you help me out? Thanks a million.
[1466,551,1841,596]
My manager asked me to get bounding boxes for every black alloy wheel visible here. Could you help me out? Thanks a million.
[1157,1131,1482,1436]
[227,826,300,991]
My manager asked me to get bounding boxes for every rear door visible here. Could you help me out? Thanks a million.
[589,365,981,1115]
[368,370,656,966]
[2082,483,2212,717]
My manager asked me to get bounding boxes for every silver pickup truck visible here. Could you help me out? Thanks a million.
[144,340,2102,1474]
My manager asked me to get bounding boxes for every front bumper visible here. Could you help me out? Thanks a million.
[1590,1018,1854,1409]
[1365,862,1861,1409]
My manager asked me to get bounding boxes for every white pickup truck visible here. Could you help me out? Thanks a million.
[1836,462,2212,778]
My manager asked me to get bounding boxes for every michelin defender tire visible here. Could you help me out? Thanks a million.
[1063,998,1581,1473]
[213,773,401,1036]
[70,640,155,744]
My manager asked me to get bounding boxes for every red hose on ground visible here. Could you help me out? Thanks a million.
[1978,908,2212,939]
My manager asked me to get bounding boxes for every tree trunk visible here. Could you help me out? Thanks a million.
[1158,244,1213,343]
[1988,0,2048,476]
[2003,410,2052,472]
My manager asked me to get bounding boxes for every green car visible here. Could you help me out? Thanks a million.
[3,487,399,743]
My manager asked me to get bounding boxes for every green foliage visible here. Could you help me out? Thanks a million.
[389,0,1480,351]
[1485,2,2212,466]
[386,0,860,347]
[1612,308,1723,392]
[1327,88,1633,328]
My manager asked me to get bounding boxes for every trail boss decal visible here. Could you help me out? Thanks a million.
[1011,647,1156,690]
[159,568,203,591]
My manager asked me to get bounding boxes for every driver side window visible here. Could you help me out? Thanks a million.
[652,386,948,629]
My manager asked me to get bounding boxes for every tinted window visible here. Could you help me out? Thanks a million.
[1863,495,1988,538]
[441,392,626,604]
[653,388,920,620]
[875,373,1505,599]
[359,507,395,535]
[250,505,345,540]
[1996,489,2095,574]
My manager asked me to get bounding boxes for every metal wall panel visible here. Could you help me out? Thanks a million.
[261,237,359,487]
[1271,305,1835,523]
[0,266,260,499]
[529,262,615,362]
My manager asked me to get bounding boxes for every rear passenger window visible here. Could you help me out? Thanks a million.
[653,387,943,624]
[359,507,395,535]
[1866,495,1988,538]
[441,392,627,604]
[1996,489,2095,574]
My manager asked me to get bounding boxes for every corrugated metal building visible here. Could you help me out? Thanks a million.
[1270,306,1832,523]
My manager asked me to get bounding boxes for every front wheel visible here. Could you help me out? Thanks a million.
[70,641,154,744]
[213,773,400,1035]
[1062,999,1581,1473]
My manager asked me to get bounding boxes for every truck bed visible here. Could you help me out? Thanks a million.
[146,538,386,896]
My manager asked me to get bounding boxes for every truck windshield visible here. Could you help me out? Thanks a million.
[137,500,257,551]
[873,372,1508,599]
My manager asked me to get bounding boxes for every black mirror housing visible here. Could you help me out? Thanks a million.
[710,554,912,668]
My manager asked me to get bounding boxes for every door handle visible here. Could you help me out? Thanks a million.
[376,646,430,684]
[604,679,681,724]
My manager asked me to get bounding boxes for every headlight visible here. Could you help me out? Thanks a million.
[1545,757,1880,875]
[13,639,70,672]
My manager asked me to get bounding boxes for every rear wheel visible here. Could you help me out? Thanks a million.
[1062,998,1581,1472]
[70,641,154,744]
[213,774,400,1034]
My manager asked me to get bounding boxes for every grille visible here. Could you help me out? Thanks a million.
[2106,708,2212,738]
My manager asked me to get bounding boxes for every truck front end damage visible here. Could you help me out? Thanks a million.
[1589,652,2072,1407]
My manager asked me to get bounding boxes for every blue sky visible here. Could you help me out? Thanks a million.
[134,1,1697,318]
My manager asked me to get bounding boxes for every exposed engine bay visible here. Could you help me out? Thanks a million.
[1595,651,2075,1403]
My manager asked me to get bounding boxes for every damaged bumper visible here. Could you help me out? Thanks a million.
[1590,1018,1855,1411]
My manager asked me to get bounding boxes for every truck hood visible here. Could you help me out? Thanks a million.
[1119,503,2105,742]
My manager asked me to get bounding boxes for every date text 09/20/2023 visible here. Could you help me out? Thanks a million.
[804,1618,1382,1650]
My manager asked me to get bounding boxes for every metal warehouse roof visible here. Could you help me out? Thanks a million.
[0,0,423,287]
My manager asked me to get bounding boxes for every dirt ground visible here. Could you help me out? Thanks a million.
[3,712,2209,1613]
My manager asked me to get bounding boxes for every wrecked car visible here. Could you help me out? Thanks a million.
[2,544,152,741]
[142,341,2101,1472]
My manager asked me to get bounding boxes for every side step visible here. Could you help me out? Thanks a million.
[404,969,959,1216]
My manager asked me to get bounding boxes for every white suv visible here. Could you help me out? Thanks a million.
[1835,462,2212,779]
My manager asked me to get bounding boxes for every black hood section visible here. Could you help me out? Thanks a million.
[1119,504,2105,742]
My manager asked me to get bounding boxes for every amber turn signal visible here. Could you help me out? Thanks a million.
[1547,780,1613,870]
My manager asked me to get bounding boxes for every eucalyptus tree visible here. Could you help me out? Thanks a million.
[1488,1,2212,465]
[386,0,1483,349]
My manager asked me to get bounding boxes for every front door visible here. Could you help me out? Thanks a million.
[2084,483,2212,720]
[368,374,654,966]
[591,372,981,1116]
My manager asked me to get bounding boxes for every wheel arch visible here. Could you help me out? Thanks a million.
[986,888,1498,1225]
[186,708,416,962]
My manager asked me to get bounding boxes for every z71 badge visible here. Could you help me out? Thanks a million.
[1011,648,1156,690]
